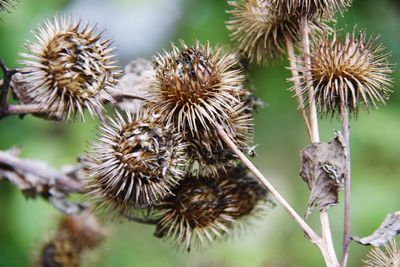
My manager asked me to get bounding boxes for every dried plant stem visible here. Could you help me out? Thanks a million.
[299,16,338,267]
[285,36,312,139]
[300,16,319,144]
[216,125,343,266]
[340,104,351,267]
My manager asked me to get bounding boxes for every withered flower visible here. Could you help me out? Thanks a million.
[294,31,393,117]
[147,40,253,175]
[36,211,105,267]
[85,108,188,216]
[154,165,269,250]
[227,0,326,64]
[20,16,120,120]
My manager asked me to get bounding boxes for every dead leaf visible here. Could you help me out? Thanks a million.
[300,133,346,218]
[353,211,400,247]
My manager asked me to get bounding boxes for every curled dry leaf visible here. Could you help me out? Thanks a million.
[112,58,154,113]
[353,211,400,247]
[300,134,346,218]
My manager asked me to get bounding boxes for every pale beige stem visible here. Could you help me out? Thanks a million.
[216,125,344,266]
[285,35,312,139]
[300,16,320,144]
[299,16,339,267]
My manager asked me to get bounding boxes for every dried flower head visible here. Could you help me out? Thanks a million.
[271,0,351,19]
[227,0,325,64]
[35,211,105,267]
[85,108,189,216]
[20,16,119,120]
[294,31,393,117]
[154,165,269,250]
[364,239,400,267]
[147,40,253,175]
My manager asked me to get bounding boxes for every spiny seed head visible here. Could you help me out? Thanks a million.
[20,15,120,121]
[271,0,352,19]
[364,239,400,267]
[85,108,189,216]
[294,31,393,117]
[35,211,105,267]
[227,0,326,64]
[154,165,269,250]
[147,40,253,175]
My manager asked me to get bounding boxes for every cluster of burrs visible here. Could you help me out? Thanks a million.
[11,14,270,251]
[83,40,270,250]
[227,0,393,116]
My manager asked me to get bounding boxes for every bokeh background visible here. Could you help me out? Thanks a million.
[0,0,399,266]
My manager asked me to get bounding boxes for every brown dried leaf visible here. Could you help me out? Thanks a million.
[300,134,346,218]
[353,211,400,247]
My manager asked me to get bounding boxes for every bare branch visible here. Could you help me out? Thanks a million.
[0,149,86,214]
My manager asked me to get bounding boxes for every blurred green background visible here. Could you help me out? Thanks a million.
[0,0,399,266]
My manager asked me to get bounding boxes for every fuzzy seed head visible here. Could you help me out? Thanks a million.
[154,165,269,250]
[85,108,189,216]
[364,239,400,267]
[227,0,325,64]
[20,16,119,120]
[294,31,393,117]
[147,40,253,174]
[36,211,105,267]
[272,0,352,19]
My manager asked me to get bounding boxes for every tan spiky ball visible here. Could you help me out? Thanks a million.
[35,211,105,267]
[20,16,120,120]
[147,40,253,176]
[227,0,326,64]
[293,30,393,117]
[154,165,269,250]
[85,108,189,216]
[364,239,400,267]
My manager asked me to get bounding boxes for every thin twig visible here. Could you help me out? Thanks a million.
[285,35,312,139]
[321,210,340,267]
[340,104,351,267]
[0,58,17,118]
[215,125,320,243]
[0,150,84,194]
[125,215,158,225]
[300,16,320,144]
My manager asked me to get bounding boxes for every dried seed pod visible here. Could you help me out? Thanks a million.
[35,211,105,267]
[272,0,351,19]
[154,165,269,250]
[19,16,120,120]
[147,40,253,175]
[85,108,189,216]
[227,0,326,64]
[364,239,400,267]
[293,31,393,117]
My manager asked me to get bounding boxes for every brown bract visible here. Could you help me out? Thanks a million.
[227,0,326,64]
[19,16,120,120]
[154,165,269,250]
[147,40,253,176]
[84,108,188,216]
[293,31,393,117]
